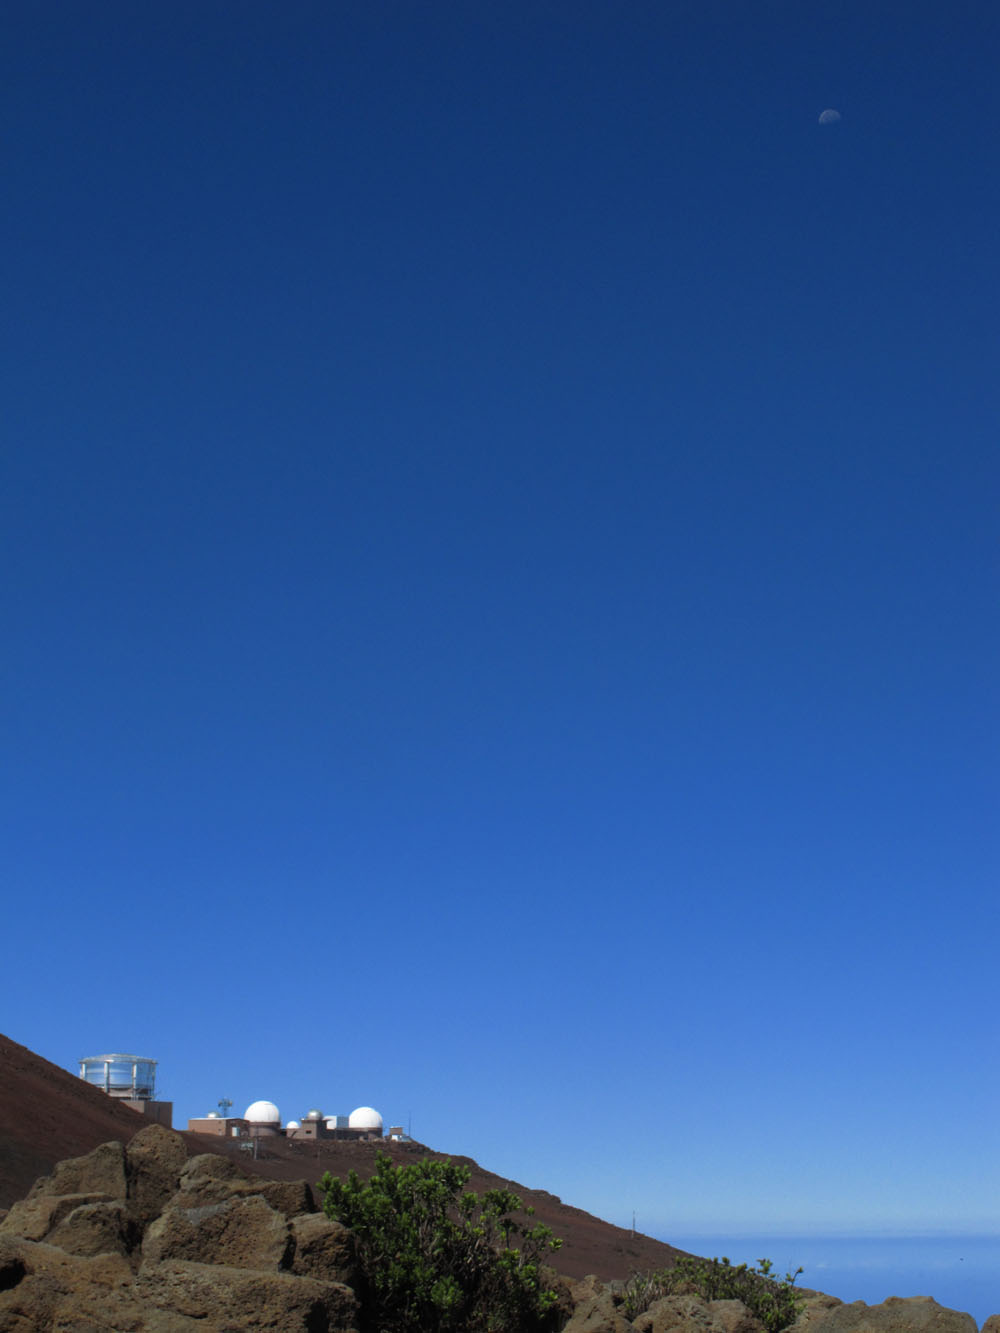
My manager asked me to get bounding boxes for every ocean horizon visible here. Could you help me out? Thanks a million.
[660,1233,1000,1331]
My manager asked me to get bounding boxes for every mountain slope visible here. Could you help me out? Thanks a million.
[0,1032,151,1204]
[0,1032,685,1280]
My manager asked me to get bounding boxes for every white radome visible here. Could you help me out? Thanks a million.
[348,1106,383,1131]
[286,1120,300,1129]
[244,1099,281,1124]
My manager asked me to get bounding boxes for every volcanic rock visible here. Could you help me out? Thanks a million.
[29,1139,128,1203]
[288,1211,358,1287]
[563,1275,635,1332]
[142,1193,294,1270]
[0,1192,118,1245]
[0,1131,360,1331]
[177,1152,315,1218]
[633,1292,732,1333]
[133,1259,359,1331]
[709,1298,766,1333]
[46,1198,135,1258]
[0,1238,141,1332]
[790,1293,978,1333]
[125,1122,189,1229]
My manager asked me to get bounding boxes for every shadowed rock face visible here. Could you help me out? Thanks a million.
[0,1127,360,1332]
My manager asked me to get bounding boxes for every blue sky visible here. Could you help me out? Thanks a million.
[2,2,996,1236]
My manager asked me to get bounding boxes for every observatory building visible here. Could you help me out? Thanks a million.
[186,1100,279,1139]
[286,1105,384,1141]
[244,1100,282,1137]
[187,1100,388,1142]
[185,1111,250,1138]
[79,1053,173,1127]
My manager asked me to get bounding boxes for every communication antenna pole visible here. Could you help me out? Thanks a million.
[218,1097,232,1118]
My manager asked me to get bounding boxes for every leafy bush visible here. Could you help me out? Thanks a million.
[622,1254,804,1332]
[318,1152,562,1333]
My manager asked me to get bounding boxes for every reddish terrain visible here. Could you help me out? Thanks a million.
[0,1032,686,1281]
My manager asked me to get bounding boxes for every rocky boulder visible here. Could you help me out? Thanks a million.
[288,1211,358,1288]
[0,1191,122,1245]
[632,1292,742,1333]
[790,1293,978,1333]
[124,1122,189,1229]
[26,1139,129,1203]
[562,1274,636,1332]
[0,1131,360,1331]
[134,1259,359,1331]
[46,1198,136,1259]
[0,1138,131,1252]
[176,1152,315,1218]
[0,1238,142,1332]
[709,1298,766,1333]
[142,1193,294,1269]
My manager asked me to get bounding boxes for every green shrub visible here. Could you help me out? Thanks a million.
[622,1254,804,1332]
[318,1152,562,1333]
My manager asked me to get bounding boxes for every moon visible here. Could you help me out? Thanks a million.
[818,108,841,125]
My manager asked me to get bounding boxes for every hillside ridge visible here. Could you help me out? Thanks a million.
[0,1031,684,1281]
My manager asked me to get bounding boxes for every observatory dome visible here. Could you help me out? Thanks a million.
[348,1106,383,1131]
[244,1100,281,1124]
[304,1108,324,1122]
[286,1120,300,1129]
[206,1111,220,1119]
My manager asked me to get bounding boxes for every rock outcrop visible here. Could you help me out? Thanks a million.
[552,1275,986,1333]
[789,1292,978,1333]
[562,1274,635,1332]
[634,1293,765,1333]
[0,1124,359,1331]
[560,1275,770,1333]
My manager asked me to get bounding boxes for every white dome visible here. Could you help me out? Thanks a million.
[286,1120,300,1129]
[304,1108,324,1122]
[206,1111,221,1119]
[244,1100,281,1124]
[348,1106,383,1131]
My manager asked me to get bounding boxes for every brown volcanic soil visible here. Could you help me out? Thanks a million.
[0,1032,687,1281]
[212,1136,690,1281]
[0,1032,150,1198]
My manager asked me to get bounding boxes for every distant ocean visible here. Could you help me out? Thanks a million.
[662,1234,1000,1331]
